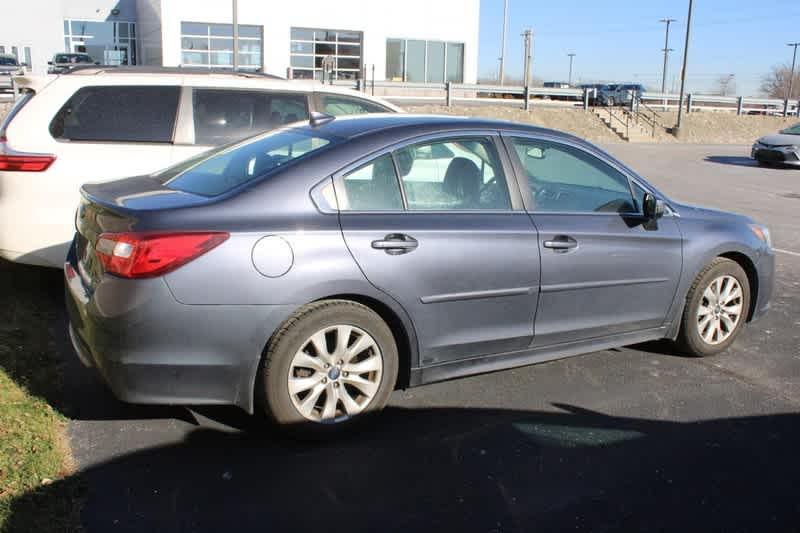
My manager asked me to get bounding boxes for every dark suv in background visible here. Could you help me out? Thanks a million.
[598,83,645,106]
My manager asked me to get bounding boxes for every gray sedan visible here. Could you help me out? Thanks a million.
[65,114,775,434]
[752,123,800,166]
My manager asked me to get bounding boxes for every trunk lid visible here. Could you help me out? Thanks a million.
[76,176,213,287]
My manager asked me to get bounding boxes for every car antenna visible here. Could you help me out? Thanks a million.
[309,112,335,127]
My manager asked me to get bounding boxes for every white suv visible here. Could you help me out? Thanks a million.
[0,66,401,267]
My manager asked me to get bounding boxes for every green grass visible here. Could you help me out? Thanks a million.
[0,261,82,532]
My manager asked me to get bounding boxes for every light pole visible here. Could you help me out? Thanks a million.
[660,18,675,93]
[567,53,576,86]
[498,0,509,85]
[232,0,239,70]
[674,0,694,136]
[785,42,799,116]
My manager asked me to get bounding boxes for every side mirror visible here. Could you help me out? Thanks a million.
[47,61,53,65]
[643,193,665,219]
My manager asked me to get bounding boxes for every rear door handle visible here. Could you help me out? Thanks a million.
[543,236,578,251]
[371,234,418,255]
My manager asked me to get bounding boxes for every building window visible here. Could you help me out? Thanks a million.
[63,20,137,65]
[385,39,464,83]
[290,27,363,80]
[180,22,263,70]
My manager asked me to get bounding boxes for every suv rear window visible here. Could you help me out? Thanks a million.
[49,86,180,143]
[192,89,309,146]
[159,129,335,196]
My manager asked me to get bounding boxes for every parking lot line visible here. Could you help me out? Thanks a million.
[775,248,800,257]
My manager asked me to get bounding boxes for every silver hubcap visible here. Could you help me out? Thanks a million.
[697,275,743,345]
[288,325,383,423]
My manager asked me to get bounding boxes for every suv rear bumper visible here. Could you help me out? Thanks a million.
[64,241,294,413]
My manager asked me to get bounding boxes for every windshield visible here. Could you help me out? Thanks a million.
[159,128,336,196]
[0,56,18,66]
[55,54,92,64]
[781,123,800,135]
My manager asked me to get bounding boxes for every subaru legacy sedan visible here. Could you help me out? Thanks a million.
[65,114,774,434]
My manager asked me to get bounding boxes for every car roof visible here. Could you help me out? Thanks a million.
[291,113,584,144]
[46,65,401,109]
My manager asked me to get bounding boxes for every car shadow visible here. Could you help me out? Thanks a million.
[6,404,800,532]
[704,155,761,167]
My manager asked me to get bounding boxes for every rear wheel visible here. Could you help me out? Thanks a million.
[260,300,398,435]
[676,258,750,357]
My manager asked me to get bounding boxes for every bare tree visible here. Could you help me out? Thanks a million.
[761,64,800,99]
[713,74,736,96]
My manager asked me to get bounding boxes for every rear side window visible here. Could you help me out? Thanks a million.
[49,86,180,143]
[161,129,333,196]
[192,89,309,146]
[334,154,404,211]
[319,94,389,116]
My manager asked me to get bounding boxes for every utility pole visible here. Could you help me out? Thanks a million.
[522,28,533,87]
[660,18,675,93]
[674,0,694,136]
[232,0,239,70]
[567,53,576,86]
[498,0,509,85]
[785,42,800,116]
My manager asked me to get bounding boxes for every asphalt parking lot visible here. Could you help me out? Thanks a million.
[5,143,800,532]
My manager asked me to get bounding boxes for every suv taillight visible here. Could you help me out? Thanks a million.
[0,136,56,172]
[95,232,229,279]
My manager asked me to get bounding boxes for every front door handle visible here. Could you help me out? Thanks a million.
[543,236,578,251]
[371,234,418,255]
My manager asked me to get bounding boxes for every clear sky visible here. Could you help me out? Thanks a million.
[478,0,800,96]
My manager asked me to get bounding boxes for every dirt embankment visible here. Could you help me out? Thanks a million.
[407,105,799,144]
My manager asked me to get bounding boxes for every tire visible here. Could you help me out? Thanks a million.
[757,160,771,167]
[260,299,398,436]
[676,258,751,357]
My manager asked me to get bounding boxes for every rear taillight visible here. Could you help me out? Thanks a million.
[95,232,229,279]
[0,136,56,172]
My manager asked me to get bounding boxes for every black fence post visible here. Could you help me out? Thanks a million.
[523,85,530,111]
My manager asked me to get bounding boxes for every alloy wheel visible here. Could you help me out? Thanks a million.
[287,325,383,423]
[696,275,743,345]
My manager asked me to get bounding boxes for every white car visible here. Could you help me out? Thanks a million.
[0,66,401,267]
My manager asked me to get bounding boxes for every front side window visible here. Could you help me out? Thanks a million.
[510,138,637,213]
[49,86,180,143]
[334,154,404,211]
[320,94,389,116]
[192,89,309,145]
[161,130,333,196]
[395,137,511,210]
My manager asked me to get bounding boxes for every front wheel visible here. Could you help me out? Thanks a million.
[676,258,750,357]
[260,300,398,435]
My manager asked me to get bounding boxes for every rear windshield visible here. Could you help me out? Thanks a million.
[159,128,336,196]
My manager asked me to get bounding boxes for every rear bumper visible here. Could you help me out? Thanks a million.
[64,242,294,413]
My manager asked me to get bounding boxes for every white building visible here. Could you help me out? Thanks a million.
[1,0,480,84]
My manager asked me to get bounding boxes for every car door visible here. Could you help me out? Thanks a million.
[171,87,311,161]
[504,135,682,347]
[336,132,540,366]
